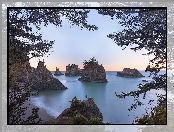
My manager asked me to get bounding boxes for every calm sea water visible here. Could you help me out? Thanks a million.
[29,70,172,124]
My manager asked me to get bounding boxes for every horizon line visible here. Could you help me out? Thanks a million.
[50,70,167,71]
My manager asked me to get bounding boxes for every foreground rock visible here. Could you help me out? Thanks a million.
[78,57,107,83]
[31,59,67,90]
[65,64,82,76]
[117,68,145,77]
[57,97,103,121]
[54,67,63,76]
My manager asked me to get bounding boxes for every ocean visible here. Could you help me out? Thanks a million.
[29,70,172,124]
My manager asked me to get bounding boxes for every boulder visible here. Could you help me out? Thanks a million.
[54,67,63,76]
[117,68,145,77]
[57,97,103,120]
[65,64,82,76]
[78,57,108,83]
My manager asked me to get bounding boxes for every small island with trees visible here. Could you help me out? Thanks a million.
[65,64,82,76]
[78,57,108,83]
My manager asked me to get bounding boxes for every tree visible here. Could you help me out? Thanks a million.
[83,57,98,68]
[98,8,166,71]
[8,8,98,124]
[9,8,98,64]
[97,8,167,124]
[8,7,167,124]
[8,61,42,124]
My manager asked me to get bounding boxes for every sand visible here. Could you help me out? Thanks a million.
[21,100,54,124]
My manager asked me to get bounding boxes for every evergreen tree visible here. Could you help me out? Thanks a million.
[8,7,167,124]
[97,8,167,124]
[8,8,98,124]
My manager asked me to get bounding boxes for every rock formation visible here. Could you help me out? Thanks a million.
[54,67,63,76]
[65,64,82,76]
[57,97,103,121]
[78,57,107,83]
[117,68,145,77]
[31,59,67,90]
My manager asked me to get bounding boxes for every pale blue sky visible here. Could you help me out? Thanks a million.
[29,9,154,71]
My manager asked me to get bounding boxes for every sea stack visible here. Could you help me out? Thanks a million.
[65,64,82,76]
[54,67,63,76]
[78,57,108,83]
[31,59,67,90]
[117,68,145,77]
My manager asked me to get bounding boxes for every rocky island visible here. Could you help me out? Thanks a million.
[78,57,108,83]
[65,64,82,76]
[31,59,67,90]
[117,68,145,77]
[54,67,63,76]
[47,96,103,124]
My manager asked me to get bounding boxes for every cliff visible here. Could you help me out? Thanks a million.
[65,64,82,76]
[117,68,145,77]
[54,67,63,76]
[78,57,107,83]
[31,59,67,90]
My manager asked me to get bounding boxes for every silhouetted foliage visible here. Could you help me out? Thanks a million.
[9,8,167,124]
[83,57,98,68]
[134,99,166,124]
[8,61,42,124]
[8,8,98,124]
[9,8,98,65]
[70,113,105,124]
[70,114,88,124]
[98,8,166,73]
[97,8,167,124]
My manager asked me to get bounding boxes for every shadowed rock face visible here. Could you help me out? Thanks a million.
[57,97,103,120]
[31,60,67,90]
[78,59,107,83]
[65,64,82,76]
[54,67,63,76]
[117,68,145,77]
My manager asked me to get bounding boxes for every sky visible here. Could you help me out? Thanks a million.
[29,9,155,71]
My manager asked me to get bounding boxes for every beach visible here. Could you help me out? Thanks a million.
[21,100,54,124]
